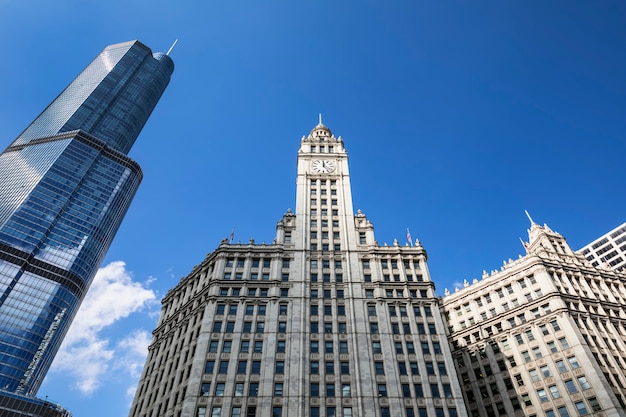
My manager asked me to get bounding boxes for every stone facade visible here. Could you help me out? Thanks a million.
[443,216,626,417]
[128,121,467,417]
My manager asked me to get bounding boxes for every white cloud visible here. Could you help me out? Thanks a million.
[116,330,153,380]
[50,261,157,396]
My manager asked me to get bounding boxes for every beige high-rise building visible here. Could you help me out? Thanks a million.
[128,121,468,417]
[442,216,626,417]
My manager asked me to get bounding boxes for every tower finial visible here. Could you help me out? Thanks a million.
[319,113,323,125]
[166,39,179,56]
[525,210,537,225]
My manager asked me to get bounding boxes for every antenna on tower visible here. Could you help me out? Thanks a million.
[166,39,179,56]
[524,210,536,224]
[319,113,323,125]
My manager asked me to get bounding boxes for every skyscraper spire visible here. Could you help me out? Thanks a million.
[166,39,179,56]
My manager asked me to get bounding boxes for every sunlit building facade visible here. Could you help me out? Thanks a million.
[578,222,626,272]
[443,218,626,417]
[129,122,468,417]
[0,39,173,406]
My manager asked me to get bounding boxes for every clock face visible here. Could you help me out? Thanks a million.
[312,159,336,174]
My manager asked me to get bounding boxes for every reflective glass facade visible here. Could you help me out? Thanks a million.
[0,40,173,397]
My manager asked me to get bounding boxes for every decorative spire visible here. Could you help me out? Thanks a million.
[309,114,332,138]
[525,210,538,225]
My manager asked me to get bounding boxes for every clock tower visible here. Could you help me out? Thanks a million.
[293,118,360,253]
[129,118,469,417]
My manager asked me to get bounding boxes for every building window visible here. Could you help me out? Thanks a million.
[537,388,548,402]
[276,361,285,374]
[577,376,591,390]
[547,341,557,353]
[565,380,577,393]
[237,360,247,374]
[568,356,580,369]
[426,362,435,375]
[277,341,286,353]
[437,362,447,375]
[398,362,407,375]
[549,385,561,399]
[588,397,601,412]
[575,402,589,415]
[529,369,540,382]
[218,361,229,374]
[341,361,349,374]
[378,384,388,397]
[367,305,376,316]
[274,383,283,397]
[215,383,226,396]
[249,383,259,397]
[375,362,385,375]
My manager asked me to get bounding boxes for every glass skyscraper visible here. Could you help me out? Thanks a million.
[0,40,174,402]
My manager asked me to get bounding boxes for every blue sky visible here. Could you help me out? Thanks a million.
[1,1,626,416]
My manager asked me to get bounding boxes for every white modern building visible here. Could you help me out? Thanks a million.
[578,222,626,272]
[128,121,468,417]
